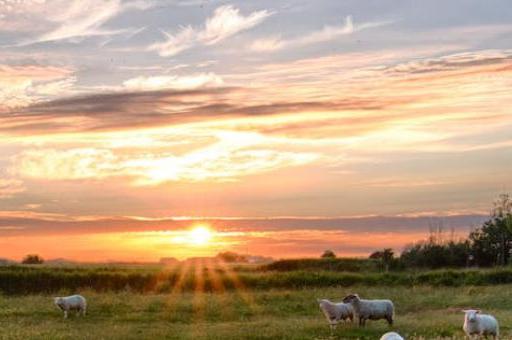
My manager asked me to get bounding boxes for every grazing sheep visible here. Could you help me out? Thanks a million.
[317,298,353,330]
[54,295,87,318]
[462,309,499,339]
[342,293,394,327]
[380,331,404,340]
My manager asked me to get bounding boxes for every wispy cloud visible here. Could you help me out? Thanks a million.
[149,5,273,57]
[249,16,393,52]
[123,73,223,91]
[0,0,151,45]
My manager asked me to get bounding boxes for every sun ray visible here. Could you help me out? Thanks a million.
[205,258,225,293]
[205,258,235,320]
[171,260,192,294]
[191,258,206,338]
[157,260,193,322]
[216,259,260,313]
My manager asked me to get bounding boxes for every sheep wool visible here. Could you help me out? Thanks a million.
[317,299,353,329]
[463,309,499,339]
[54,295,87,319]
[380,331,404,340]
[342,293,394,327]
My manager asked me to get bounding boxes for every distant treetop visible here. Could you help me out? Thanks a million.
[321,250,336,259]
[21,254,44,265]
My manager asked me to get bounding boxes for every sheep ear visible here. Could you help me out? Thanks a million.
[476,310,481,314]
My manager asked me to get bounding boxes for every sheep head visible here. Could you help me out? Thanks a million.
[462,309,480,323]
[54,297,65,309]
[342,294,360,303]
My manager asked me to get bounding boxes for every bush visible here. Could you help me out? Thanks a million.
[21,254,44,265]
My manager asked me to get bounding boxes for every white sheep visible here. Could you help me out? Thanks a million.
[462,309,499,339]
[342,293,394,327]
[54,294,87,318]
[380,331,404,340]
[317,298,353,330]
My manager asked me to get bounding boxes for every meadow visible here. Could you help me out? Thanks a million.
[1,284,512,339]
[0,261,512,339]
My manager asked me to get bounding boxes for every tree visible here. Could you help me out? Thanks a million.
[369,248,394,271]
[321,250,336,259]
[400,239,471,269]
[492,193,512,218]
[21,254,44,264]
[469,194,512,266]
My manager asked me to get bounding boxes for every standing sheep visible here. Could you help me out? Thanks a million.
[462,309,499,339]
[54,294,87,318]
[380,331,404,340]
[317,298,353,330]
[342,293,394,327]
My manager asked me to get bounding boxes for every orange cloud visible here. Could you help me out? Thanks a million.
[1,49,511,219]
[0,64,74,109]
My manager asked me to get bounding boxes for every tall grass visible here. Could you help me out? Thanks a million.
[3,264,512,295]
[260,258,385,272]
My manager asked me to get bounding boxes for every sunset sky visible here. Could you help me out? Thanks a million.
[0,0,511,261]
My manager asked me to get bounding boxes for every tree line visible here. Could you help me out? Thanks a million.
[323,194,512,270]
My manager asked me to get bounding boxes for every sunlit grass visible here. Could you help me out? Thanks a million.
[1,285,512,339]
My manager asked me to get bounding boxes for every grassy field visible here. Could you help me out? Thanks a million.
[1,284,511,339]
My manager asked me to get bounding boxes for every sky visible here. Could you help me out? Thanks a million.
[0,0,511,261]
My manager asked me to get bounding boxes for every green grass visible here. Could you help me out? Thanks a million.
[0,285,511,339]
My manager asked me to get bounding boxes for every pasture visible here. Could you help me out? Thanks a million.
[1,285,512,339]
[0,262,511,339]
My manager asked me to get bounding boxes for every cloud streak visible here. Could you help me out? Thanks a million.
[0,212,488,237]
[249,16,393,52]
[0,179,25,199]
[149,5,273,56]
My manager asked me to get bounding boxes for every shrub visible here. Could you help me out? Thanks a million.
[21,254,44,265]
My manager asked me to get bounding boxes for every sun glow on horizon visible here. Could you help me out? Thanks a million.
[188,225,213,246]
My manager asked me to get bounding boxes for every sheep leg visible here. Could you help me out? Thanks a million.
[359,316,365,327]
[63,310,68,319]
[386,315,393,326]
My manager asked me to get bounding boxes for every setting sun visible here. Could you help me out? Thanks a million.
[188,225,213,246]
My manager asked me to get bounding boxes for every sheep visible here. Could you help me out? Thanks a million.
[380,331,404,340]
[317,298,353,330]
[462,309,499,339]
[342,293,394,327]
[54,294,87,318]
